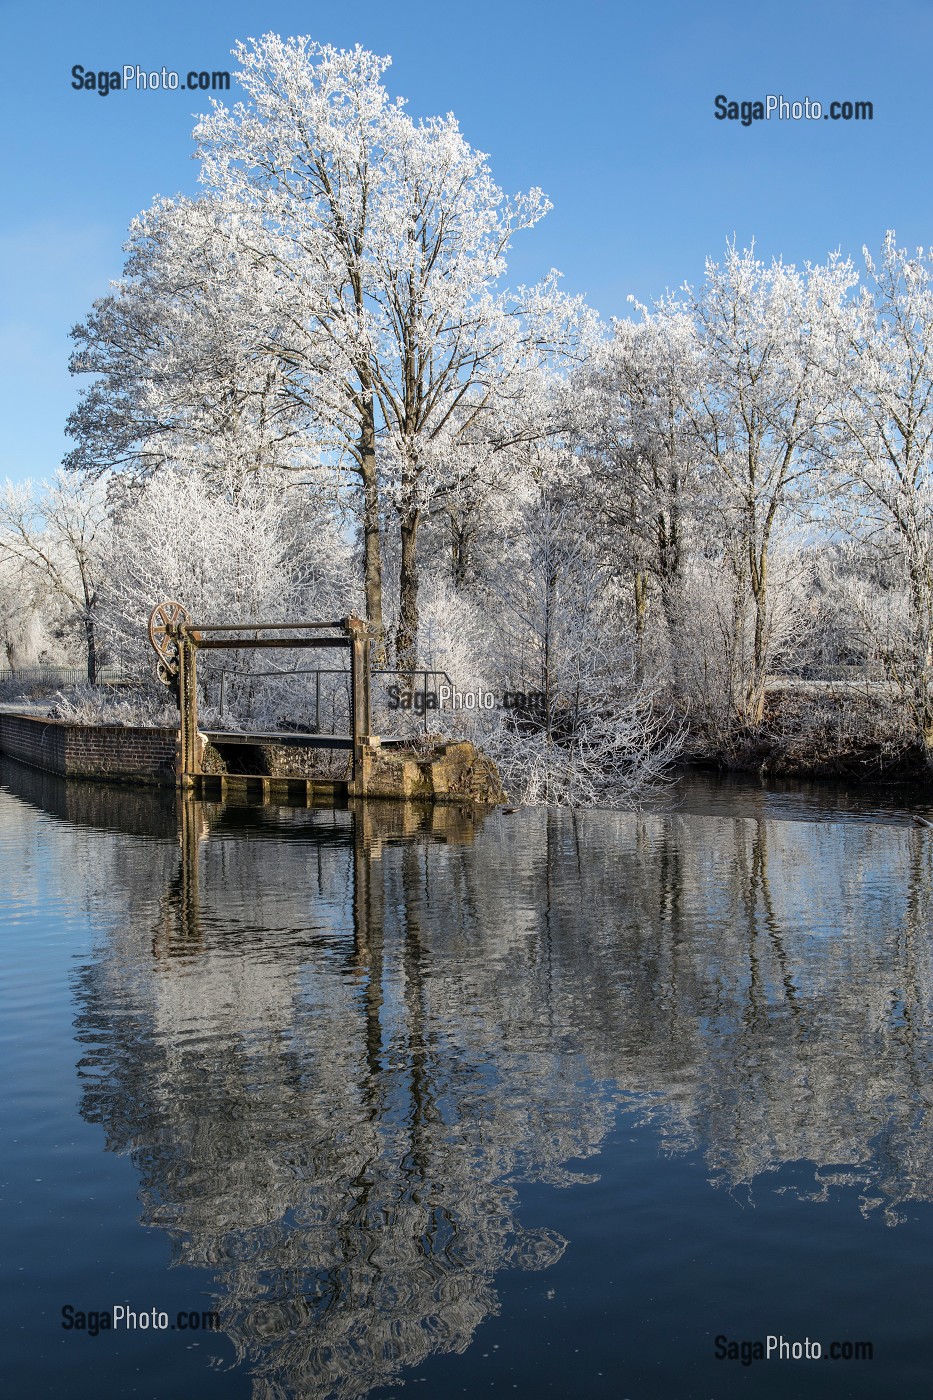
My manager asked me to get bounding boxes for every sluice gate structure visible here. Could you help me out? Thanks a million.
[149,604,384,801]
[0,610,504,806]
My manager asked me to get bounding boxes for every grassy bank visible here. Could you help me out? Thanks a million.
[687,685,933,784]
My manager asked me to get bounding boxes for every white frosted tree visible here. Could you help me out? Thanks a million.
[106,466,352,648]
[0,549,58,671]
[104,465,355,727]
[194,34,583,671]
[466,440,682,806]
[575,310,699,682]
[0,471,111,682]
[67,195,320,487]
[68,35,589,674]
[669,244,855,725]
[830,232,933,757]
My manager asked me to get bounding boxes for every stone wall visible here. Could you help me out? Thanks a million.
[362,741,506,804]
[0,713,177,786]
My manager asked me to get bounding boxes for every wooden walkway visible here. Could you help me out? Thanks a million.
[204,730,409,750]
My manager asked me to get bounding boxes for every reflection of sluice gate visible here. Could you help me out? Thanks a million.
[135,796,577,1400]
[155,792,490,958]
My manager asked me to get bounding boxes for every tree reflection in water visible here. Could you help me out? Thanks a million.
[6,761,931,1399]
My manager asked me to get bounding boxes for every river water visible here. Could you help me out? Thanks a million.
[3,757,933,1398]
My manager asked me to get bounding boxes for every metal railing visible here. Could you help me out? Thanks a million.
[216,666,455,734]
[217,666,351,733]
[0,665,127,686]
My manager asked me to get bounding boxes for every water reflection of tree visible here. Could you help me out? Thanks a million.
[71,798,607,1400]
[35,779,933,1396]
[492,809,933,1225]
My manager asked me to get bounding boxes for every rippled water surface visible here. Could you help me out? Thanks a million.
[3,759,933,1398]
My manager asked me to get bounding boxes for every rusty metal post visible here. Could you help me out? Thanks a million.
[177,630,201,789]
[346,616,372,795]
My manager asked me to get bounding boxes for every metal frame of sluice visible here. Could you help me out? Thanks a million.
[160,615,374,796]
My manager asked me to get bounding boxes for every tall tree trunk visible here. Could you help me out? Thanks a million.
[746,543,768,726]
[80,574,99,685]
[396,508,421,677]
[658,504,685,698]
[907,568,933,761]
[449,507,473,589]
[633,569,649,681]
[358,403,385,664]
[728,554,748,723]
[543,551,557,743]
[84,615,98,685]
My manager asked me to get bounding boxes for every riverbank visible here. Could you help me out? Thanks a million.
[685,687,933,786]
[4,683,932,798]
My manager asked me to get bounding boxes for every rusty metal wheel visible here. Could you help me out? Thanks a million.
[148,600,190,682]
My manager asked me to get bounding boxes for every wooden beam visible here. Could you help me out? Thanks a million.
[193,637,352,651]
[182,620,345,633]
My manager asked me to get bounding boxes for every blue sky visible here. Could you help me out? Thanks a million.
[1,0,929,483]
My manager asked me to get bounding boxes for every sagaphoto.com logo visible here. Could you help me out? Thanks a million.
[713,93,873,126]
[71,64,231,96]
[386,684,546,717]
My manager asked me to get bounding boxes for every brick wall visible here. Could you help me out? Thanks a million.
[0,713,178,786]
[0,714,66,774]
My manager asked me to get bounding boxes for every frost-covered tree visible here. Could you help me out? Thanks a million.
[464,444,681,805]
[100,465,355,728]
[0,550,58,670]
[183,39,407,649]
[575,311,698,682]
[68,38,575,670]
[830,233,933,757]
[0,471,110,682]
[669,244,855,724]
[106,466,352,662]
[67,196,320,488]
[193,34,581,670]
